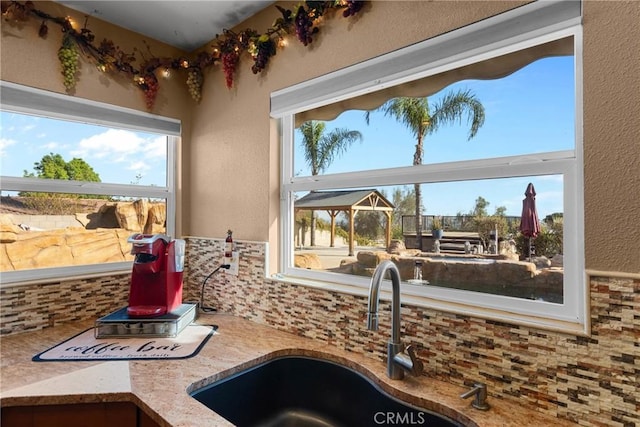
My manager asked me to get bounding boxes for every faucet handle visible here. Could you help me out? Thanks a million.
[406,345,423,376]
[392,344,423,376]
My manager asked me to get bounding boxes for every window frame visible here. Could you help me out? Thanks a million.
[0,81,180,286]
[273,1,587,334]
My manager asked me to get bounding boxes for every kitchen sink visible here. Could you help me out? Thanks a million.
[190,356,463,427]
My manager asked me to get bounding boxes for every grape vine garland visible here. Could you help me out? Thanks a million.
[2,0,367,110]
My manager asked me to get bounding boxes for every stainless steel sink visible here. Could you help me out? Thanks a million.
[190,356,463,427]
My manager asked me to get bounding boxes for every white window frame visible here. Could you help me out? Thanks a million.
[272,1,587,334]
[0,81,180,286]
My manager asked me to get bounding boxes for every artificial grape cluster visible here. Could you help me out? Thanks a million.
[251,36,276,74]
[186,67,204,102]
[342,0,365,17]
[57,34,79,92]
[38,21,48,38]
[294,6,318,46]
[221,51,239,89]
[141,74,159,110]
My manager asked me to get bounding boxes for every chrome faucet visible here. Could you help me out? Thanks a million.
[367,260,423,380]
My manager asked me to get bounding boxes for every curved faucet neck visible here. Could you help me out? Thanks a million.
[367,260,402,344]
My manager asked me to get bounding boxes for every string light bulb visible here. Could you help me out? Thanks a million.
[162,68,171,78]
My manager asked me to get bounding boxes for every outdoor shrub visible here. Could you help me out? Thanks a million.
[515,219,563,259]
[473,215,510,248]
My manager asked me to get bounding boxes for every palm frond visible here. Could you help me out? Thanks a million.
[299,121,362,175]
[317,128,363,173]
[429,89,485,140]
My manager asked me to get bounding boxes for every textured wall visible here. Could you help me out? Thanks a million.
[582,1,640,272]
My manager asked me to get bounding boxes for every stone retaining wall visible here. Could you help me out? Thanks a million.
[341,250,563,302]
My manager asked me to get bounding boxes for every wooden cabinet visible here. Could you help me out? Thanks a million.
[1,402,160,427]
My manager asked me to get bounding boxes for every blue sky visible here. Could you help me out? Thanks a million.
[294,56,574,219]
[0,113,167,187]
[1,56,573,219]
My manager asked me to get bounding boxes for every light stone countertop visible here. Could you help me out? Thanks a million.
[0,313,574,427]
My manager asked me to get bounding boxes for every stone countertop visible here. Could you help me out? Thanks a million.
[0,314,573,427]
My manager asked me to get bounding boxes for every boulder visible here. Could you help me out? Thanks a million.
[115,199,149,232]
[294,253,323,269]
[78,203,120,229]
[530,256,551,269]
[499,240,519,260]
[145,204,166,234]
[0,214,21,243]
[356,250,391,268]
[387,239,406,254]
[550,254,564,268]
[1,228,133,271]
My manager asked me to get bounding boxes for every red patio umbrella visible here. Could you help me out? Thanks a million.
[519,183,541,261]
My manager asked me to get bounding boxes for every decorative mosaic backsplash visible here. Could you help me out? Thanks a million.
[0,274,129,335]
[183,237,639,427]
[1,237,638,426]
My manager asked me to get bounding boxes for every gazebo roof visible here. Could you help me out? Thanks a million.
[295,189,394,211]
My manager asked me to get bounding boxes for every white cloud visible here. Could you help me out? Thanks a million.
[71,129,166,163]
[127,160,151,171]
[41,142,61,150]
[71,129,145,160]
[69,129,166,183]
[0,137,16,157]
[145,136,167,159]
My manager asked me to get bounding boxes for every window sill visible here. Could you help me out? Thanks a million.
[0,263,131,288]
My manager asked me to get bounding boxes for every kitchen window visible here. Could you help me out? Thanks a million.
[273,1,586,333]
[0,81,180,285]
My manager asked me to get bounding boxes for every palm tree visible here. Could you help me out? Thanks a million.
[365,90,485,250]
[299,120,363,246]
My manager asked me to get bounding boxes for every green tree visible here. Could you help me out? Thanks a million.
[298,121,363,246]
[24,153,101,182]
[472,196,490,217]
[365,91,485,250]
[354,211,382,241]
[20,153,106,212]
[390,186,417,239]
[466,197,510,250]
[494,206,507,217]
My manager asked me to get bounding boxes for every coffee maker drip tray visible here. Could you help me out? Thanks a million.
[95,303,196,338]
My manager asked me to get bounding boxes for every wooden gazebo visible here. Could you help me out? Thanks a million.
[294,189,394,256]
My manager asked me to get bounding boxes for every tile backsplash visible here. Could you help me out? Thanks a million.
[1,274,129,335]
[1,236,638,426]
[184,237,639,427]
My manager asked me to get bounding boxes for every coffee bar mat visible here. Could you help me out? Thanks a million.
[33,324,217,362]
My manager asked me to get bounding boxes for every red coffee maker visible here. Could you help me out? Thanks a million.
[127,233,185,318]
